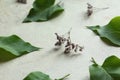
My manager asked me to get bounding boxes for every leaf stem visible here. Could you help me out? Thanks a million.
[91,57,98,66]
[55,74,70,80]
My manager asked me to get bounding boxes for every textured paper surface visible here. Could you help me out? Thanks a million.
[0,0,120,80]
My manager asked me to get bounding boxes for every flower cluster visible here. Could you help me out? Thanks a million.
[55,29,84,54]
[87,3,109,17]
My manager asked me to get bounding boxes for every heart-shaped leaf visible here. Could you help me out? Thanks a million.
[89,55,120,80]
[89,65,113,80]
[24,71,70,80]
[23,0,64,23]
[24,71,51,80]
[88,16,120,46]
[102,56,120,80]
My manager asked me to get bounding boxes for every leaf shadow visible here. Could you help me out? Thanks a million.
[47,46,63,54]
[83,12,90,20]
[57,52,82,59]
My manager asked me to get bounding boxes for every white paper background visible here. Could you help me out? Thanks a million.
[0,0,120,80]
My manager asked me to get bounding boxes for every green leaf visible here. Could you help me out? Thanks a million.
[23,0,64,23]
[24,71,51,80]
[23,71,69,80]
[88,16,120,46]
[0,35,39,61]
[89,65,113,80]
[102,56,120,80]
[89,55,120,80]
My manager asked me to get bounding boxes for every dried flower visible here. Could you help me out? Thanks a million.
[55,28,84,54]
[55,33,66,46]
[87,3,109,17]
[17,0,27,4]
[87,3,93,16]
